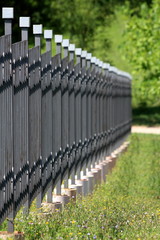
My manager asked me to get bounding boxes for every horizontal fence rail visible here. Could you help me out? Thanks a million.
[0,8,132,232]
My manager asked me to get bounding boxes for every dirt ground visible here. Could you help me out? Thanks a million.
[132,125,160,134]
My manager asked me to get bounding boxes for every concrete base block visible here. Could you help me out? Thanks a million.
[70,183,83,198]
[41,202,62,213]
[106,156,113,173]
[98,162,107,182]
[53,202,63,211]
[0,232,24,240]
[63,188,76,202]
[93,167,102,185]
[76,178,88,196]
[87,172,94,193]
[103,160,109,178]
[91,169,99,185]
[114,149,121,157]
[111,154,117,169]
[53,194,70,206]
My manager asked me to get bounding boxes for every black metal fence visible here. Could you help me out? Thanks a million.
[0,8,132,232]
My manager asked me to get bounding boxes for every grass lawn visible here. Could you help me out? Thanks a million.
[1,133,160,240]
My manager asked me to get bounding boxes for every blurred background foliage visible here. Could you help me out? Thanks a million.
[0,0,160,121]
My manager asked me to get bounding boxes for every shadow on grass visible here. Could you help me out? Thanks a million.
[132,106,160,126]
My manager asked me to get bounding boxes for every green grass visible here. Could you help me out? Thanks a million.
[1,133,160,239]
[132,106,160,126]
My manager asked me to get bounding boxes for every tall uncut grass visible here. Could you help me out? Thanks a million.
[1,133,160,239]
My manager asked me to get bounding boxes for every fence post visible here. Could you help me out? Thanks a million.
[33,24,43,47]
[44,30,53,203]
[19,17,30,41]
[2,7,14,233]
[2,7,13,35]
[32,24,43,209]
[90,56,96,169]
[54,35,63,196]
[98,61,103,163]
[75,48,82,182]
[69,44,75,61]
[102,63,109,158]
[19,18,30,218]
[62,39,69,190]
[95,59,100,166]
[86,53,92,173]
[68,44,76,185]
[44,30,53,52]
[108,66,112,155]
[81,50,87,178]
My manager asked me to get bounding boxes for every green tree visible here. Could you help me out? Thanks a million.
[123,0,160,106]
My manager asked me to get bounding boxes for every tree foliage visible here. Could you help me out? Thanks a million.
[0,0,114,57]
[0,0,158,107]
[123,0,160,106]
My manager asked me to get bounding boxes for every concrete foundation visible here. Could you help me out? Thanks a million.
[91,169,99,185]
[41,202,62,213]
[76,178,88,196]
[92,167,102,185]
[98,162,107,182]
[53,194,70,206]
[87,172,94,193]
[0,232,24,240]
[63,188,76,202]
[69,183,83,199]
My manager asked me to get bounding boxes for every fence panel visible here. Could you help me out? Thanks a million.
[0,8,132,231]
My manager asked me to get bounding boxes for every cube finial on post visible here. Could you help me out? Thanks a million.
[91,57,96,70]
[2,7,14,35]
[44,30,53,51]
[86,53,92,68]
[75,48,82,64]
[81,50,87,68]
[19,17,30,41]
[55,35,63,54]
[62,39,70,57]
[33,24,43,47]
[69,44,75,61]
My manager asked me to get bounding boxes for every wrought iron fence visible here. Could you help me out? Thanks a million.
[0,8,132,232]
